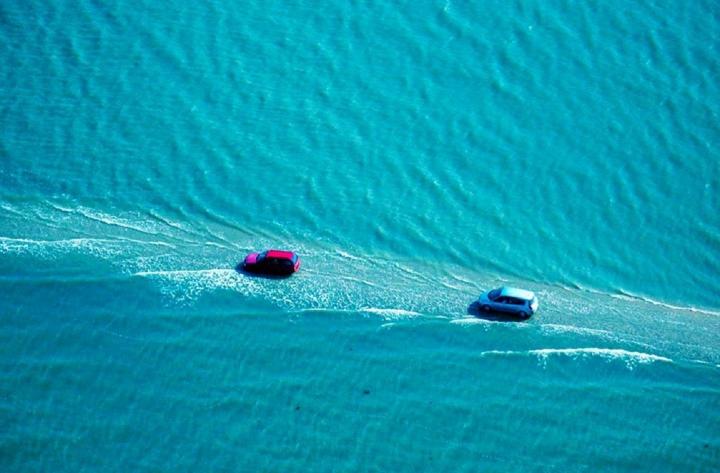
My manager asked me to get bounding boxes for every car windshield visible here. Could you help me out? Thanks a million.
[488,289,501,300]
[256,252,267,262]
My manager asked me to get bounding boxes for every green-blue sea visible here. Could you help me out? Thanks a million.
[1,1,719,471]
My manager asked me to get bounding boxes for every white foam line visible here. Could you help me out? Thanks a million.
[391,262,433,283]
[611,292,720,316]
[201,241,230,249]
[58,206,162,236]
[532,348,671,363]
[551,282,720,316]
[0,236,116,250]
[0,203,20,214]
[0,236,174,248]
[28,207,69,230]
[112,237,175,248]
[360,307,422,318]
[446,272,478,287]
[540,324,613,337]
[450,317,493,325]
[293,308,355,315]
[439,280,462,291]
[147,210,193,233]
[133,268,236,277]
[0,236,96,244]
[339,275,378,288]
[46,203,75,214]
[197,225,238,249]
[480,347,672,366]
[335,250,361,261]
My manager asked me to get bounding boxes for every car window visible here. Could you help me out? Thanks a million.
[489,289,501,300]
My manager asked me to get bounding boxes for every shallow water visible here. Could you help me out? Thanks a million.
[1,0,719,471]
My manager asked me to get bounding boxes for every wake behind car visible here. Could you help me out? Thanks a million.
[241,250,300,275]
[477,286,538,319]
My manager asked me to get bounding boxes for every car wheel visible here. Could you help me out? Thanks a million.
[481,305,491,312]
[518,312,529,319]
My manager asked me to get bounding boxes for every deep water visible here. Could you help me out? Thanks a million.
[1,0,719,471]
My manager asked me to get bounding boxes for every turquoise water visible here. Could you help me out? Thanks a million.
[1,0,719,470]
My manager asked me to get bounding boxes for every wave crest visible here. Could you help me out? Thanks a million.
[360,307,422,319]
[480,347,672,369]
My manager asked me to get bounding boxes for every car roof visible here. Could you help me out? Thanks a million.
[265,250,296,260]
[500,286,535,300]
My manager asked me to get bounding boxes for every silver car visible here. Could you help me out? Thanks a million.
[477,286,539,319]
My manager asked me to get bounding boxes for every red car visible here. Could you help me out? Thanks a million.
[241,250,300,275]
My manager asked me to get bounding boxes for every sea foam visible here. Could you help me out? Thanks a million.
[480,347,672,369]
